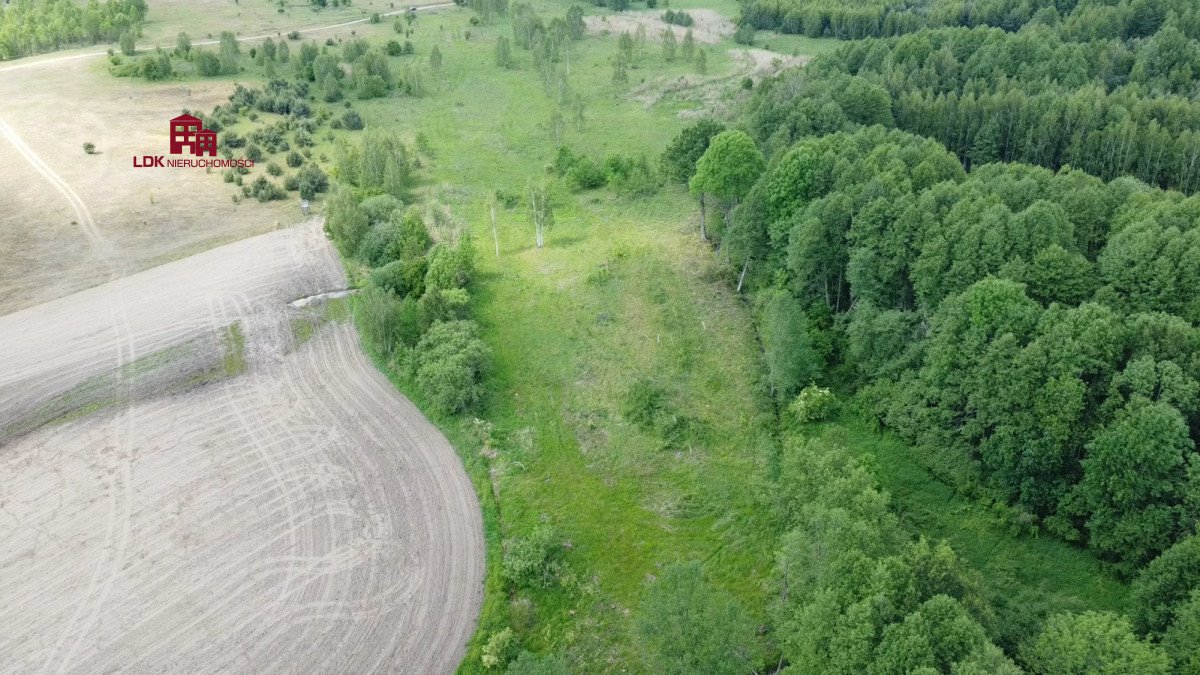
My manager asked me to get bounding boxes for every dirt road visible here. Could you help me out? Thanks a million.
[0,222,485,672]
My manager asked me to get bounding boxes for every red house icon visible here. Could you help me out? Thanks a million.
[169,114,217,156]
[195,129,217,157]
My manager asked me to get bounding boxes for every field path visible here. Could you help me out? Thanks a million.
[0,115,108,252]
[0,223,485,672]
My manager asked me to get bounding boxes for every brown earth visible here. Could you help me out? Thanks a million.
[0,222,485,672]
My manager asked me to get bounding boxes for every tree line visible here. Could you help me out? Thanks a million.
[739,0,1200,42]
[743,23,1200,193]
[323,132,489,416]
[0,0,147,60]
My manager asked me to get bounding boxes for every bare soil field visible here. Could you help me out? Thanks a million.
[0,222,485,671]
[0,1,456,316]
[0,56,294,314]
[584,8,735,44]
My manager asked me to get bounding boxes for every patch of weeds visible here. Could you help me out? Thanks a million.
[221,322,247,376]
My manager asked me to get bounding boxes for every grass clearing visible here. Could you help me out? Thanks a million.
[330,2,797,667]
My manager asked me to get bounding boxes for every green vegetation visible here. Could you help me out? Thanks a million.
[739,0,1200,39]
[219,321,247,377]
[752,25,1200,192]
[0,0,147,60]
[109,0,1200,669]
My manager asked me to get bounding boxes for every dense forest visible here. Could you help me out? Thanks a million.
[739,0,1200,40]
[742,22,1200,193]
[649,0,1200,666]
[0,0,148,60]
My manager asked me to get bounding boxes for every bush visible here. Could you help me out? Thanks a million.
[789,386,836,424]
[370,259,426,298]
[565,156,606,190]
[296,165,329,199]
[502,524,563,589]
[633,561,758,674]
[662,9,694,26]
[1131,535,1200,635]
[223,130,246,148]
[287,30,301,40]
[82,142,96,155]
[733,25,755,45]
[359,194,405,224]
[266,162,283,176]
[424,239,474,292]
[604,154,659,196]
[414,319,490,414]
[249,176,286,202]
[357,285,410,355]
[341,109,364,130]
[325,188,369,255]
[286,150,303,167]
[481,628,517,670]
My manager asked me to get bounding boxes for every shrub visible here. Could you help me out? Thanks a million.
[662,9,694,26]
[341,109,364,130]
[357,285,408,355]
[296,165,329,199]
[83,142,96,155]
[789,386,836,424]
[502,524,563,589]
[360,194,405,224]
[481,628,517,670]
[286,150,304,167]
[1131,535,1200,635]
[249,176,286,202]
[633,561,758,674]
[325,188,369,255]
[287,30,301,40]
[733,25,755,45]
[414,319,490,414]
[424,239,474,292]
[266,162,283,176]
[223,130,246,148]
[371,259,426,298]
[565,156,606,190]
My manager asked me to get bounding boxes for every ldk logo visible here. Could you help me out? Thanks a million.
[168,114,217,156]
[133,114,251,169]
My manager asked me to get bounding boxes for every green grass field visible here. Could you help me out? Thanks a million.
[328,3,795,667]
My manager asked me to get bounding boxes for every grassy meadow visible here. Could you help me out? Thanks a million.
[349,4,788,666]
